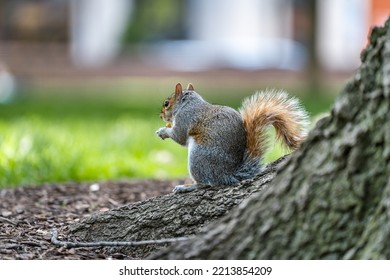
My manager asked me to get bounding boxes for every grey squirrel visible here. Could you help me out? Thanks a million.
[156,83,309,193]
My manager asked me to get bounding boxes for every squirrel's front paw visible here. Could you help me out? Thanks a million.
[156,127,169,140]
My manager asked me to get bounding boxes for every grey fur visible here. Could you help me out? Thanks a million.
[156,89,262,192]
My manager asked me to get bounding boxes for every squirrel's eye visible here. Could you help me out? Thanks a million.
[164,101,170,108]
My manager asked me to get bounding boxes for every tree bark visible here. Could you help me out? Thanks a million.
[68,18,390,260]
[68,157,286,258]
[151,19,390,259]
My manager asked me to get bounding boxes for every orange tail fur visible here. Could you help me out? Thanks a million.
[239,89,309,159]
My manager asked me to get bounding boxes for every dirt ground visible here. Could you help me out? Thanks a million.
[0,179,185,259]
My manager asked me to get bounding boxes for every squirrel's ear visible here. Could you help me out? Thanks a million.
[186,83,194,91]
[175,83,182,97]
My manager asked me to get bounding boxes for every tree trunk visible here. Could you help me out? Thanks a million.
[68,17,390,260]
[68,157,286,258]
[151,19,390,259]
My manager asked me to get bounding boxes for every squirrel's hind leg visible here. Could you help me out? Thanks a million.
[172,183,209,193]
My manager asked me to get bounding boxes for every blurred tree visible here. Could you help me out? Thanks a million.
[306,0,320,89]
[291,0,321,88]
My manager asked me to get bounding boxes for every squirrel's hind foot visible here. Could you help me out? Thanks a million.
[172,183,209,193]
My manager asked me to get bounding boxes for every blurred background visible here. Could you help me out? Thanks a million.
[0,0,389,187]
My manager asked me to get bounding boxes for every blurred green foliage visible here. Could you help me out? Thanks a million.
[123,0,186,43]
[0,81,336,188]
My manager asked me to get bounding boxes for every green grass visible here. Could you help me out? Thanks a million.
[0,83,336,188]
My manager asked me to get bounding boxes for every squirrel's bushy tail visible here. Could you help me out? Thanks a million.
[239,89,309,159]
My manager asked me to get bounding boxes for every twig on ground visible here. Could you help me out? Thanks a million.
[0,217,18,226]
[0,244,22,249]
[50,229,189,248]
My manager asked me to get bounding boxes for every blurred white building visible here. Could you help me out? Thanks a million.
[185,0,300,70]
